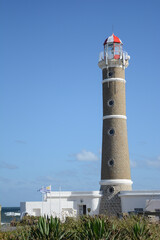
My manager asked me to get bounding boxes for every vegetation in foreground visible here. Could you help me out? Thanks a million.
[0,215,160,240]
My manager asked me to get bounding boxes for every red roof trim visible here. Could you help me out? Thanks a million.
[103,34,121,45]
[113,35,121,43]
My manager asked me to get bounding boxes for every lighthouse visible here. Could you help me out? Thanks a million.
[98,34,132,215]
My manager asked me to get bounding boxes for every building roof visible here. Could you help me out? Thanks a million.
[46,191,102,198]
[103,34,122,45]
[119,190,160,197]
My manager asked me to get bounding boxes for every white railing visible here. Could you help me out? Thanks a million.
[99,51,104,61]
[99,51,130,62]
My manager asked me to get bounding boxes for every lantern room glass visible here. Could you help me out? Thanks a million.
[114,43,122,59]
[104,43,122,60]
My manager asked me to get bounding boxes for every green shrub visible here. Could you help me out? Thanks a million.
[76,216,123,240]
[118,215,159,240]
[1,215,160,240]
[132,221,150,239]
[31,216,73,240]
[0,226,32,240]
[10,215,39,227]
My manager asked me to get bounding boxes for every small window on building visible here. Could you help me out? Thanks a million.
[108,159,114,167]
[108,99,114,107]
[155,209,160,212]
[108,128,115,136]
[134,208,143,212]
[33,208,41,217]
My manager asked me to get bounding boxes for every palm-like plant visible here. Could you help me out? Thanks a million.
[76,216,121,240]
[132,221,151,240]
[31,216,73,240]
[124,220,152,240]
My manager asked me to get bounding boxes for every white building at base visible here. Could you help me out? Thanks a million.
[20,191,102,220]
[120,191,160,213]
[20,190,160,219]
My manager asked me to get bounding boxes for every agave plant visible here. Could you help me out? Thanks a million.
[133,221,151,240]
[76,216,122,240]
[124,220,152,240]
[31,216,73,240]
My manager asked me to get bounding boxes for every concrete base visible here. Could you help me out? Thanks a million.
[99,184,132,216]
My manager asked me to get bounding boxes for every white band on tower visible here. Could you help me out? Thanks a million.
[102,78,126,84]
[103,115,127,120]
[100,179,133,186]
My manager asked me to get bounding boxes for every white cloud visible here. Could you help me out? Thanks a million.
[0,161,18,170]
[15,140,27,144]
[147,156,160,167]
[130,160,137,168]
[0,176,11,183]
[75,150,99,162]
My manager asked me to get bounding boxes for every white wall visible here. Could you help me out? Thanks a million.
[121,196,148,212]
[146,199,160,211]
[119,191,160,213]
[20,191,101,219]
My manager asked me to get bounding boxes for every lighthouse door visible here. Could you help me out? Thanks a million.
[78,205,86,215]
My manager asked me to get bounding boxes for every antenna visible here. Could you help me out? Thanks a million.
[112,24,114,34]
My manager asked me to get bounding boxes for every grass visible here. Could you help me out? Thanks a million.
[0,215,160,239]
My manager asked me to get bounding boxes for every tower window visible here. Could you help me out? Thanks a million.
[108,72,113,77]
[108,99,114,107]
[108,159,114,167]
[108,187,115,194]
[108,128,115,136]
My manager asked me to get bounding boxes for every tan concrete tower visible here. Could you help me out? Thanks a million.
[98,34,132,215]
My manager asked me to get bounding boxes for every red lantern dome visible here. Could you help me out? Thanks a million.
[103,34,123,46]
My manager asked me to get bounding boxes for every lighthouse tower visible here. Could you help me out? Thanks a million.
[98,34,132,215]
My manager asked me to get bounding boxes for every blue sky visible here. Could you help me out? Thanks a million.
[0,0,160,207]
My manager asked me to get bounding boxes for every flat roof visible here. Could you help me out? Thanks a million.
[119,190,160,197]
[46,191,102,198]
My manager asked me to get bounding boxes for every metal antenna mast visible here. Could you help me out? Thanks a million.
[112,24,114,34]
